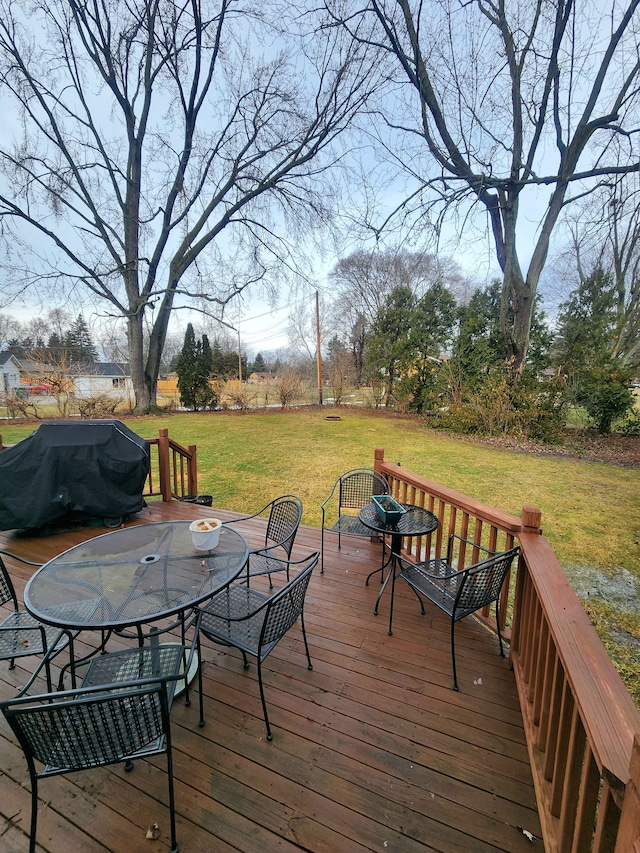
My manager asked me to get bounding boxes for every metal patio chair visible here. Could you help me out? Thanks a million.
[0,643,185,853]
[390,536,520,690]
[194,552,318,740]
[228,494,303,587]
[320,468,388,572]
[0,555,75,692]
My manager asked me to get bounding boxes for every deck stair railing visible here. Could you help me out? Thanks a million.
[144,427,197,501]
[0,427,196,504]
[373,447,640,853]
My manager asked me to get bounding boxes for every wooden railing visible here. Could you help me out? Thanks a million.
[143,427,197,502]
[373,447,640,853]
[0,427,197,503]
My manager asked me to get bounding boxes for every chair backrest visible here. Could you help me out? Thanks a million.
[0,555,19,610]
[260,553,318,650]
[338,469,388,512]
[265,495,303,558]
[2,682,170,777]
[454,547,520,620]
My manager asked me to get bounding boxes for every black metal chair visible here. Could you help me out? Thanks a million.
[228,494,303,586]
[390,536,520,690]
[0,555,75,692]
[0,643,185,853]
[194,552,318,740]
[320,468,388,572]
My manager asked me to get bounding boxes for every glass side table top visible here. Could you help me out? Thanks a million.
[24,521,249,631]
[358,503,439,539]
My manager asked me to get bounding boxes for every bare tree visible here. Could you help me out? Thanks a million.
[562,168,640,369]
[0,314,21,350]
[0,0,378,411]
[329,0,640,377]
[272,367,305,407]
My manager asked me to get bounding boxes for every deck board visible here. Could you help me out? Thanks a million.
[0,501,542,852]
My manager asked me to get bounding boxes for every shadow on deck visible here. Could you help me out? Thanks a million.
[0,500,541,853]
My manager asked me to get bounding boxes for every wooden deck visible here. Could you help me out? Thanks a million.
[0,501,542,853]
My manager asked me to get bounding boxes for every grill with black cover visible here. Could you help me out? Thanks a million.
[0,420,150,530]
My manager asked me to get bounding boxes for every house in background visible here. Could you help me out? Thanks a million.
[0,353,22,395]
[248,371,276,383]
[69,362,133,401]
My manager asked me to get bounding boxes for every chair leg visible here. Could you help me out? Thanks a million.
[28,770,38,853]
[165,720,178,853]
[496,600,505,658]
[256,658,272,741]
[197,635,206,728]
[451,618,459,691]
[300,613,313,671]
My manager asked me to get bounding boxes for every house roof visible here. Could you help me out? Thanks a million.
[0,357,131,378]
[68,362,131,377]
[0,353,22,369]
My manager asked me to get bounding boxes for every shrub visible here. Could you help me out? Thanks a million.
[434,369,567,442]
[75,394,123,418]
[575,368,635,434]
[620,408,640,436]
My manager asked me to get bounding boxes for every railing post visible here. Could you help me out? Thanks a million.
[522,505,542,534]
[158,428,171,503]
[374,447,385,477]
[615,735,640,853]
[188,444,198,496]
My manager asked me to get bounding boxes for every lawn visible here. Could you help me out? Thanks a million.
[1,407,639,699]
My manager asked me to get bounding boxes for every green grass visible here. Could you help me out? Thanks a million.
[2,408,639,700]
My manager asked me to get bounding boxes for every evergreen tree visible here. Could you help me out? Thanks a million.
[65,314,98,362]
[365,286,416,407]
[210,336,241,378]
[450,280,551,387]
[176,325,217,410]
[400,281,457,413]
[252,352,266,373]
[46,332,65,358]
[201,334,213,377]
[555,268,634,432]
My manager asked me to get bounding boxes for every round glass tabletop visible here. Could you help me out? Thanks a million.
[24,521,248,630]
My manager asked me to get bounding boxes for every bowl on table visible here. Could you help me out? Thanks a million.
[189,518,222,550]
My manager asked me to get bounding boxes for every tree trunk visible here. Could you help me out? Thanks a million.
[127,313,154,413]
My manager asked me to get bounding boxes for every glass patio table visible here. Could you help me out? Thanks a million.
[359,503,438,634]
[24,521,248,635]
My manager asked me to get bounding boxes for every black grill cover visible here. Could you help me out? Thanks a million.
[0,420,150,530]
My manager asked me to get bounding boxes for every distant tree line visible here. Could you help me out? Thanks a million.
[175,324,281,411]
[0,314,98,364]
[322,250,638,437]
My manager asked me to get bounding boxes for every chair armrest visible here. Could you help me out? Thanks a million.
[320,481,339,520]
[446,534,496,565]
[226,499,274,524]
[194,591,270,625]
[0,549,42,567]
[11,646,59,698]
[397,554,461,582]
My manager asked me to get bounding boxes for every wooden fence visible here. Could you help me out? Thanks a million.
[373,447,640,853]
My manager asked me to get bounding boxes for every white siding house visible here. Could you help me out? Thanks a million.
[71,362,133,400]
[0,354,22,395]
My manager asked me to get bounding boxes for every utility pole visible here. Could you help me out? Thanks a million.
[316,290,323,406]
[237,330,242,383]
